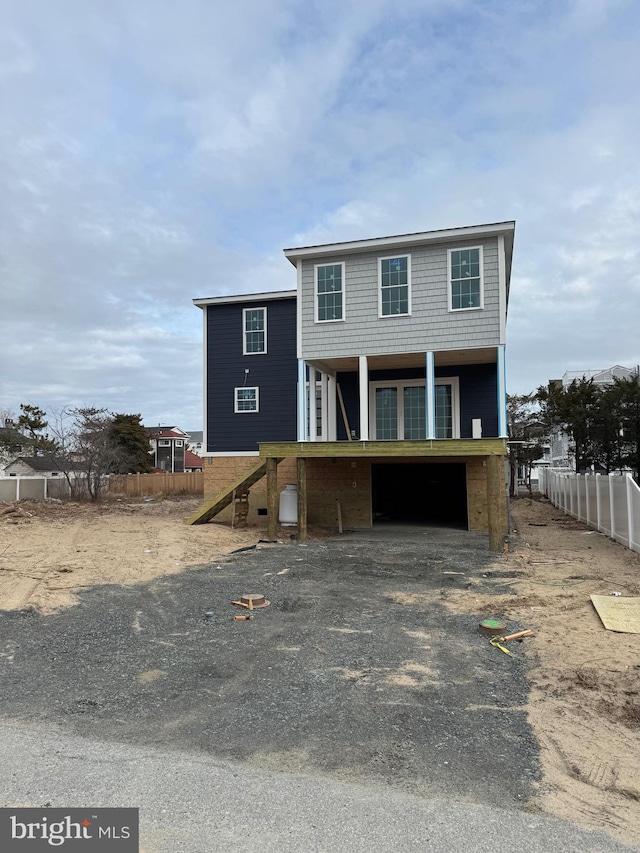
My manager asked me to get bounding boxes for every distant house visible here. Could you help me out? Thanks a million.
[186,431,203,455]
[0,419,29,477]
[184,450,204,472]
[545,365,639,469]
[146,426,189,472]
[4,454,65,479]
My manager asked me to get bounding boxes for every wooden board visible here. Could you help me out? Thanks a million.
[259,439,507,459]
[590,595,640,634]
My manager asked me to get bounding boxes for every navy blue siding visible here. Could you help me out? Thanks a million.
[337,364,498,439]
[445,364,498,438]
[206,299,297,452]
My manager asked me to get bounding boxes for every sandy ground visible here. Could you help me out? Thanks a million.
[1,494,639,846]
[0,497,262,613]
[443,496,640,846]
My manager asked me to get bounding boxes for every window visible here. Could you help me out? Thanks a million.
[234,387,259,413]
[449,247,483,311]
[158,440,171,447]
[369,378,460,439]
[379,255,410,317]
[243,307,266,354]
[315,263,344,322]
[174,440,183,447]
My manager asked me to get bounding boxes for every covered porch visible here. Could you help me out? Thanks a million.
[297,346,508,444]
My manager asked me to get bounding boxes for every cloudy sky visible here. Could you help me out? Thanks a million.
[1,0,638,431]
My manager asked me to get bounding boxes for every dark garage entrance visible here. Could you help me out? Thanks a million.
[372,462,468,528]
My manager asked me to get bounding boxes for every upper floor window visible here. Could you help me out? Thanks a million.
[449,247,483,311]
[235,387,259,413]
[315,263,344,322]
[379,255,411,317]
[243,307,266,354]
[158,440,171,447]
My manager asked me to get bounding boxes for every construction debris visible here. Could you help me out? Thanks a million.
[489,629,535,656]
[1,503,33,523]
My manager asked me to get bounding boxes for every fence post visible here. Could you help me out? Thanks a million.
[584,473,589,525]
[577,474,582,521]
[609,473,616,539]
[16,477,20,501]
[627,474,635,550]
[595,473,602,531]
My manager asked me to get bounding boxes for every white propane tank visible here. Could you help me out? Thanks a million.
[279,484,298,525]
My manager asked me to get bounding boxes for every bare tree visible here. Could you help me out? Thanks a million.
[48,407,125,501]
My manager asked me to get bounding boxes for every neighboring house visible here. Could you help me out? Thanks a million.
[545,365,639,469]
[4,454,65,478]
[0,419,29,477]
[146,426,190,473]
[184,450,204,472]
[193,221,515,543]
[186,431,204,455]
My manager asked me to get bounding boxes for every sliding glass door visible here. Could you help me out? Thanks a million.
[370,378,459,440]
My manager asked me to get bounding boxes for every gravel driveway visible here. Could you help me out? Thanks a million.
[0,526,538,809]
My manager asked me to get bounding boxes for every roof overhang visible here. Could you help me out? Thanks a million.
[193,289,297,309]
[284,221,515,264]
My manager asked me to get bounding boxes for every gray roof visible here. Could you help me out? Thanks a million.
[187,431,203,442]
[5,454,62,472]
[0,426,28,446]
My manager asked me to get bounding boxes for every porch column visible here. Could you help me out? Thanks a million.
[425,351,435,439]
[266,457,278,539]
[321,372,329,441]
[297,359,307,441]
[358,355,369,441]
[497,345,508,438]
[308,366,317,441]
[327,374,337,441]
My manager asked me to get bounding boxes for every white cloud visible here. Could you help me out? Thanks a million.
[0,0,639,425]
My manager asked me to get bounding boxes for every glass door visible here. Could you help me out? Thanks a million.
[403,386,426,439]
[375,388,398,439]
[370,378,458,439]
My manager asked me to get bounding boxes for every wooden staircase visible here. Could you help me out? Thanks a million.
[185,458,276,525]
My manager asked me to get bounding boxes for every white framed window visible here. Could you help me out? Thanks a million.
[378,254,411,317]
[243,307,267,354]
[448,246,484,311]
[174,440,183,447]
[234,386,259,413]
[369,378,460,440]
[315,262,345,323]
[158,440,171,447]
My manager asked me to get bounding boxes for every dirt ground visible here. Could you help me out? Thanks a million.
[1,494,639,846]
[0,497,261,612]
[443,496,640,846]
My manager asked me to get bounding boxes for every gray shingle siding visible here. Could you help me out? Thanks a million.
[300,238,500,359]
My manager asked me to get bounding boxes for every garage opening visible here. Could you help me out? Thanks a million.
[371,462,468,528]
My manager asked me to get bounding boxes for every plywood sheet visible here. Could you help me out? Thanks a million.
[590,594,640,634]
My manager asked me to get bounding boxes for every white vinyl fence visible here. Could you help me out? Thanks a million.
[539,469,640,555]
[0,477,72,502]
